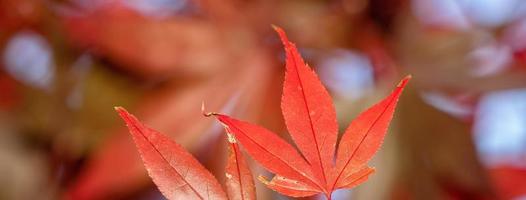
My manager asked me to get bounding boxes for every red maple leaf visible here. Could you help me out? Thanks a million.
[114,26,409,200]
[208,26,410,199]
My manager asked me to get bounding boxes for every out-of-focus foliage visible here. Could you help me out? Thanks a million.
[0,0,525,199]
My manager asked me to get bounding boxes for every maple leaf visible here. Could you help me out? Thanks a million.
[115,107,255,200]
[209,26,410,199]
[224,130,257,200]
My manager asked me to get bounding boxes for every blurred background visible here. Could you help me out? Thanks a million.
[1,0,526,199]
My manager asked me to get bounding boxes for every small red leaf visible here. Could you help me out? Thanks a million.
[115,107,227,200]
[259,175,320,197]
[333,76,410,188]
[274,26,338,187]
[224,134,256,200]
[215,114,322,190]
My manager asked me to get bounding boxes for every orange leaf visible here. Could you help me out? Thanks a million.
[115,107,227,200]
[224,134,256,200]
[333,76,410,189]
[274,26,338,187]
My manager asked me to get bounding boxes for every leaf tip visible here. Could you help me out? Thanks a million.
[114,106,130,119]
[114,106,124,112]
[270,24,279,31]
[397,75,412,88]
[272,25,290,46]
[201,101,219,117]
